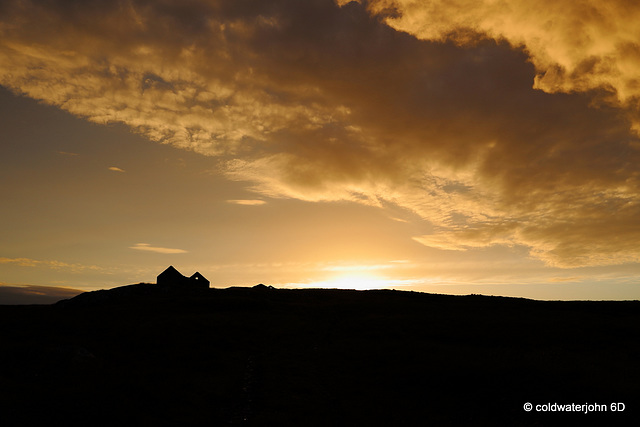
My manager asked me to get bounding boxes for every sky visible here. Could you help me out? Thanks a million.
[2,0,640,302]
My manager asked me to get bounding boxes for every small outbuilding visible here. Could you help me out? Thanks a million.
[157,266,210,290]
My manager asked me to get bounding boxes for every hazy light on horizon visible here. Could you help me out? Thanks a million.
[285,274,421,291]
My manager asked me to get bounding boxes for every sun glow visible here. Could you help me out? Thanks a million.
[311,273,395,290]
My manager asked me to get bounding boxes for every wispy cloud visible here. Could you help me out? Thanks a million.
[108,166,125,172]
[548,277,584,283]
[129,243,187,254]
[0,257,103,272]
[389,217,409,223]
[227,199,267,206]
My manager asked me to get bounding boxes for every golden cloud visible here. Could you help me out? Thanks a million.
[1,0,640,268]
[227,199,267,206]
[367,0,640,106]
[363,0,640,156]
[129,243,187,254]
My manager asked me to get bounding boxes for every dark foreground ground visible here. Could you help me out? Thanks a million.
[1,284,639,426]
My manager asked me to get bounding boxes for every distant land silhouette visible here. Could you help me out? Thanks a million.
[0,284,83,305]
[0,268,638,426]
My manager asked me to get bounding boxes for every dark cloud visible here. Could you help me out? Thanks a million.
[0,285,83,305]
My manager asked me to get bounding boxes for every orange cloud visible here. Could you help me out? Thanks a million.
[129,243,187,254]
[366,0,640,125]
[226,199,267,206]
[1,0,640,268]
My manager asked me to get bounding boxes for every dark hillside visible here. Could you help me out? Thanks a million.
[1,285,638,426]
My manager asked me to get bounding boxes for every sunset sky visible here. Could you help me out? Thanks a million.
[2,0,640,302]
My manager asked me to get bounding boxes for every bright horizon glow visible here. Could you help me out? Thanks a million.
[295,273,419,291]
[316,274,390,290]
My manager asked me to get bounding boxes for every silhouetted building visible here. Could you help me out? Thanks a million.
[157,266,209,290]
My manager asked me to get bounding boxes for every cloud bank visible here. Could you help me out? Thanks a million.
[0,284,83,305]
[2,0,640,267]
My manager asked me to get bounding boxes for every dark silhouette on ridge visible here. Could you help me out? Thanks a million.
[55,266,211,307]
[157,265,209,290]
[4,285,640,426]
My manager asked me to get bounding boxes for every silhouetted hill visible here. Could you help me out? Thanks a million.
[1,285,639,426]
[55,282,194,307]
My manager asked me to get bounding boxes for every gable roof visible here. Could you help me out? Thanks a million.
[158,265,186,280]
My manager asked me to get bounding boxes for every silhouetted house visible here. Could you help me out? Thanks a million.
[157,266,209,290]
[189,271,209,288]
